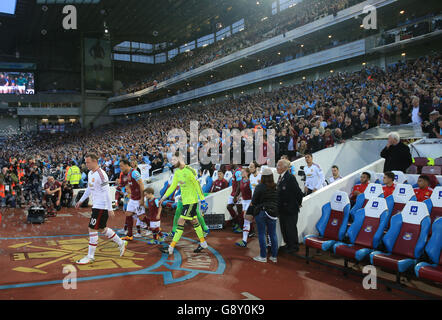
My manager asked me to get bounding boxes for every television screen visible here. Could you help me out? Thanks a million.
[0,72,35,95]
[0,0,17,15]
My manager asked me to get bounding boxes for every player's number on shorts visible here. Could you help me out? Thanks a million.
[90,218,97,226]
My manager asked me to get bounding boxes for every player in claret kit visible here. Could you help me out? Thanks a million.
[226,164,243,233]
[144,187,165,244]
[75,153,127,265]
[414,175,433,202]
[236,167,254,248]
[119,159,149,241]
[42,176,62,217]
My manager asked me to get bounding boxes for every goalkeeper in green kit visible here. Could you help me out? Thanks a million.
[159,152,209,255]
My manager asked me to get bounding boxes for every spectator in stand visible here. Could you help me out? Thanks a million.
[380,132,412,173]
[422,110,440,138]
[377,106,391,125]
[433,116,442,139]
[332,128,344,144]
[413,175,433,202]
[382,172,396,198]
[309,128,324,153]
[327,165,342,184]
[342,118,355,139]
[410,96,423,125]
[276,159,303,254]
[210,171,229,193]
[350,171,371,204]
[323,129,334,148]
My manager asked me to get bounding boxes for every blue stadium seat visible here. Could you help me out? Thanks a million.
[304,191,350,257]
[333,198,391,262]
[350,183,388,218]
[415,217,442,284]
[370,201,431,281]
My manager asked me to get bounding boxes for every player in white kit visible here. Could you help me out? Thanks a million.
[75,153,128,265]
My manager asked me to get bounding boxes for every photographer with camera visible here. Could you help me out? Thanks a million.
[0,166,19,207]
[21,162,43,205]
[43,176,62,216]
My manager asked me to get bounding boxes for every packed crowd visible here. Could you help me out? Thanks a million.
[118,0,363,96]
[1,54,441,210]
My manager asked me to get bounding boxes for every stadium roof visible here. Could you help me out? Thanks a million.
[0,0,264,55]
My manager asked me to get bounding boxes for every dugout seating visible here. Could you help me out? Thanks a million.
[392,171,408,184]
[350,183,387,218]
[159,177,179,209]
[426,186,442,225]
[198,174,213,194]
[406,165,418,174]
[422,166,441,175]
[333,198,391,262]
[391,184,417,216]
[224,170,233,185]
[435,157,442,168]
[369,201,431,282]
[413,157,430,173]
[304,191,350,259]
[414,217,442,284]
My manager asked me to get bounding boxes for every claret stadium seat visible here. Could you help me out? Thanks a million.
[369,201,431,282]
[422,166,441,175]
[391,184,417,216]
[413,157,430,173]
[415,217,442,284]
[350,183,387,218]
[304,191,350,260]
[333,198,391,263]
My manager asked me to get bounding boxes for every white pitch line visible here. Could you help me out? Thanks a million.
[241,292,261,300]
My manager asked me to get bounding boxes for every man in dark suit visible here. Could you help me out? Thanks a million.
[380,132,413,173]
[276,159,304,254]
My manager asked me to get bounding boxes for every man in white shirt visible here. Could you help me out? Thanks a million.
[327,165,342,184]
[410,96,422,124]
[75,152,127,265]
[304,153,325,195]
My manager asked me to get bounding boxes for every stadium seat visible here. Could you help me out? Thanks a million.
[422,166,441,175]
[333,198,391,262]
[434,157,442,167]
[224,170,233,183]
[159,175,179,209]
[413,157,429,173]
[415,217,442,284]
[426,186,442,225]
[202,176,213,194]
[212,170,218,181]
[370,201,431,282]
[350,183,386,218]
[391,184,417,216]
[304,191,350,258]
[392,171,407,184]
[406,165,418,174]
